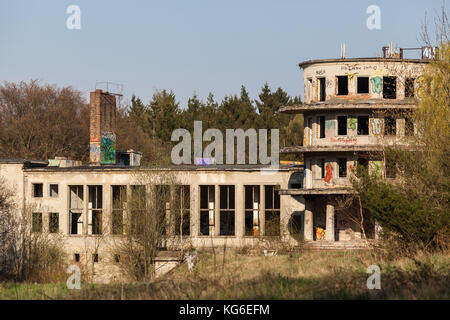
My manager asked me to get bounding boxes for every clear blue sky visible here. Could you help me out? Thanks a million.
[1,0,447,107]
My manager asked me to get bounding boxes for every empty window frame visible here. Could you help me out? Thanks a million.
[317,159,325,179]
[318,116,325,138]
[357,77,369,94]
[357,158,369,174]
[337,76,348,95]
[338,158,347,178]
[88,186,103,235]
[405,78,415,98]
[74,253,80,262]
[174,185,190,236]
[200,185,214,236]
[383,76,397,99]
[49,212,59,233]
[93,254,99,263]
[384,117,396,136]
[405,117,414,136]
[112,185,127,235]
[130,185,146,234]
[49,184,59,198]
[357,116,369,135]
[318,77,326,101]
[69,186,83,235]
[155,185,170,236]
[32,212,42,233]
[219,185,235,236]
[337,116,348,135]
[244,185,260,236]
[264,186,280,236]
[32,183,43,198]
[385,158,397,178]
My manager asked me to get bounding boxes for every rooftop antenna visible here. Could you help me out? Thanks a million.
[95,81,124,108]
[340,43,346,59]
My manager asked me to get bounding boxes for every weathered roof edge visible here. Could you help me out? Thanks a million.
[298,57,430,69]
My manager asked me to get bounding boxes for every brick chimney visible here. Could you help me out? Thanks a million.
[89,90,117,165]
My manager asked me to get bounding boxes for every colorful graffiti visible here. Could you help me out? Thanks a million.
[89,141,101,163]
[371,77,382,93]
[370,118,383,136]
[100,132,116,164]
[316,227,326,240]
[324,163,333,183]
[372,161,383,177]
[347,117,357,130]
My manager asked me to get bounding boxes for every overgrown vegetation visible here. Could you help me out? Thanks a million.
[0,180,67,283]
[2,250,447,300]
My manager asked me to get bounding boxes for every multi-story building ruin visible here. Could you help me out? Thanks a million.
[279,47,430,245]
[0,46,431,280]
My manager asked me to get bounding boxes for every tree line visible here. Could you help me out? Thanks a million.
[0,81,303,165]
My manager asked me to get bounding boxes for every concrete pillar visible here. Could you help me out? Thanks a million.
[326,202,335,241]
[214,185,220,236]
[235,184,244,239]
[190,185,199,236]
[375,219,382,240]
[304,199,313,241]
[259,185,265,236]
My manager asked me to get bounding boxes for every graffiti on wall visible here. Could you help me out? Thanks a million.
[372,161,383,177]
[371,77,382,93]
[324,163,333,183]
[90,138,101,163]
[100,131,116,164]
[347,117,357,130]
[370,118,383,136]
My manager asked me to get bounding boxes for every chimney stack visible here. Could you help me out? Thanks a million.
[89,90,117,165]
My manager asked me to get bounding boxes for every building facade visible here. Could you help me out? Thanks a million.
[279,54,429,243]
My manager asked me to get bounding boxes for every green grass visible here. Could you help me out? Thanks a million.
[1,250,449,299]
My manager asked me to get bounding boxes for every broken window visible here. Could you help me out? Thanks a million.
[130,185,146,234]
[74,253,80,262]
[357,77,369,94]
[337,116,347,135]
[318,116,325,138]
[69,186,83,235]
[244,185,260,236]
[357,158,369,174]
[49,212,59,233]
[155,185,170,236]
[357,116,369,135]
[32,212,42,233]
[264,186,280,236]
[174,185,190,236]
[405,117,414,136]
[200,185,214,236]
[337,76,348,95]
[114,254,120,263]
[383,76,397,99]
[318,78,326,101]
[112,185,127,235]
[220,185,235,236]
[49,184,59,198]
[88,186,103,235]
[93,254,99,263]
[405,78,415,98]
[338,158,347,178]
[33,183,43,198]
[319,159,325,179]
[384,117,396,136]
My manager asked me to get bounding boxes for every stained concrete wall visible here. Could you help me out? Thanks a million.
[302,59,426,104]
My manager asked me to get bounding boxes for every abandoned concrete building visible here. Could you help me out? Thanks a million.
[0,46,431,280]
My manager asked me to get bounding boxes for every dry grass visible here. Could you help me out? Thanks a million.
[44,249,450,300]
